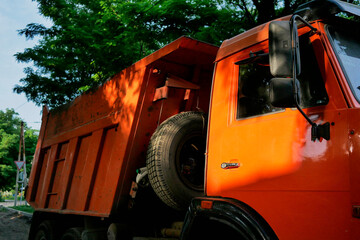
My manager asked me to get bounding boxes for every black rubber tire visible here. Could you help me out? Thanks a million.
[146,111,207,210]
[60,227,83,240]
[34,221,56,240]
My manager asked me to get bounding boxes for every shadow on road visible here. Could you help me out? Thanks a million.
[0,207,31,240]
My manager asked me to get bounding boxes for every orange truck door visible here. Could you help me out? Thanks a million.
[207,26,353,239]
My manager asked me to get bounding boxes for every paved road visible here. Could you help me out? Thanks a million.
[0,207,31,240]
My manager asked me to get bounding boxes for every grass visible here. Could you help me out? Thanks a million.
[0,206,8,212]
[3,196,23,201]
[9,205,34,214]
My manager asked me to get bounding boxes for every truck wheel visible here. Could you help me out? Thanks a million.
[146,111,207,210]
[34,221,56,240]
[60,228,83,240]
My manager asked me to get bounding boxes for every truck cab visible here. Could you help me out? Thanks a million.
[182,1,360,239]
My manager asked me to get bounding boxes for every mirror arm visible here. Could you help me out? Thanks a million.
[291,15,318,33]
[290,15,330,142]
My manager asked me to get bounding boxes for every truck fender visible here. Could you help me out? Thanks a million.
[180,197,278,240]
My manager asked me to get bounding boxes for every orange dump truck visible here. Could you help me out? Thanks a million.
[27,0,360,239]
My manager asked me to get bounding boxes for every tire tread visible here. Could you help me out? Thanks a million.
[146,112,205,210]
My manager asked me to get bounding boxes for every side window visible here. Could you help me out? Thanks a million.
[326,25,360,103]
[297,33,329,108]
[236,34,328,120]
[237,58,281,119]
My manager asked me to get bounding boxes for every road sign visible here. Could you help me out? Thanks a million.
[14,161,25,171]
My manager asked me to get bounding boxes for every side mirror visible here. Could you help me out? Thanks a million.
[270,78,300,108]
[269,21,300,77]
[269,16,329,142]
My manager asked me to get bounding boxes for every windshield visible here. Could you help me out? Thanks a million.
[327,25,360,103]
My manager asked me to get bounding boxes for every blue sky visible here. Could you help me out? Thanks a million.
[0,0,51,130]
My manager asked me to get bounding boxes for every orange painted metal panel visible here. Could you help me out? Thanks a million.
[47,142,68,209]
[58,137,79,209]
[65,135,91,210]
[348,108,360,235]
[39,144,59,209]
[33,147,50,208]
[26,36,218,217]
[68,130,104,211]
[206,21,357,239]
[224,191,351,239]
[88,127,119,213]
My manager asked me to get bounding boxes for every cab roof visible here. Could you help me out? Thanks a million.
[216,0,360,62]
[215,16,290,62]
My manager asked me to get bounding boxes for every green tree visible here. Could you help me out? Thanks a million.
[14,0,246,108]
[14,0,321,108]
[0,109,38,191]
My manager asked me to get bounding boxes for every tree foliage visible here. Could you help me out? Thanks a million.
[15,0,310,108]
[0,109,38,191]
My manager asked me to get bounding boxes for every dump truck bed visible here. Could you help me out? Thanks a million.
[26,37,218,217]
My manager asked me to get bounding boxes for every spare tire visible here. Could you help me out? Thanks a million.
[146,111,207,210]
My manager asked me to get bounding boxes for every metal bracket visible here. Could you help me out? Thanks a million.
[311,122,330,141]
[153,74,200,102]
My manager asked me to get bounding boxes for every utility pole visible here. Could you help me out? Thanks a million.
[14,122,26,207]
